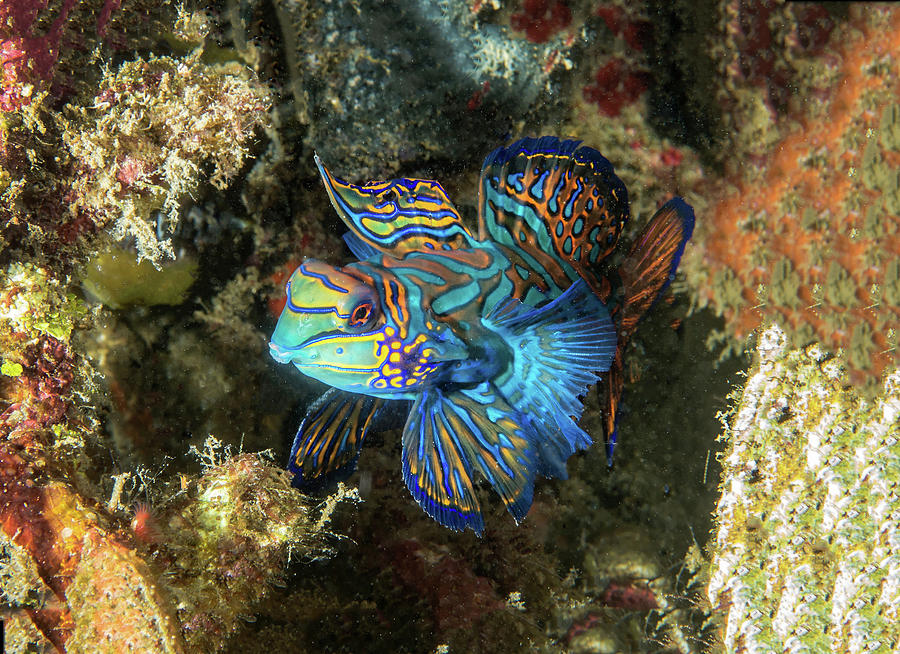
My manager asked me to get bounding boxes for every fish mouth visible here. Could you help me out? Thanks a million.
[268,341,300,364]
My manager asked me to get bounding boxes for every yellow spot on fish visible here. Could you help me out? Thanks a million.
[389,352,401,363]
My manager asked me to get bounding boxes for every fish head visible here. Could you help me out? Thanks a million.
[269,260,436,394]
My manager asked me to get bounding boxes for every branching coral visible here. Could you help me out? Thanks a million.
[707,325,900,652]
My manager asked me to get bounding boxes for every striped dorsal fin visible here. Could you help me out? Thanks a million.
[317,155,477,257]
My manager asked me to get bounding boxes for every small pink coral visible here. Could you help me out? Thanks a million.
[115,156,150,188]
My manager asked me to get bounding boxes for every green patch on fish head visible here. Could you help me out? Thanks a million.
[269,260,430,394]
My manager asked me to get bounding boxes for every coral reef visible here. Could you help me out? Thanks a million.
[0,5,270,268]
[0,0,169,113]
[63,51,271,265]
[0,435,351,652]
[0,6,327,650]
[153,440,358,652]
[582,4,652,118]
[683,6,900,385]
[0,468,185,652]
[4,1,893,652]
[707,324,900,652]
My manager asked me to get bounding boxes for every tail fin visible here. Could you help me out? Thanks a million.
[602,197,695,464]
[618,198,694,334]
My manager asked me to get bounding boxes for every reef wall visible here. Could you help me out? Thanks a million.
[0,1,896,652]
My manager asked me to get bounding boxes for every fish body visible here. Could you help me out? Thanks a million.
[269,137,694,533]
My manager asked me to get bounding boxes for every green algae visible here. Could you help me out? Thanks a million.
[1,361,23,376]
[0,263,89,343]
[769,257,802,310]
[82,247,198,309]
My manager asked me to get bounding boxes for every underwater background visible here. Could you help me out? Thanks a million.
[0,1,897,652]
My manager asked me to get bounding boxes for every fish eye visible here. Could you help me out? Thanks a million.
[348,301,375,327]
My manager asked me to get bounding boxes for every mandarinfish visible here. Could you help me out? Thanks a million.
[269,137,694,534]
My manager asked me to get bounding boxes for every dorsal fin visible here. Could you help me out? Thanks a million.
[316,155,477,256]
[477,136,630,296]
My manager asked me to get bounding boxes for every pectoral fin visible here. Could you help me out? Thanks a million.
[288,389,385,489]
[486,279,616,477]
[401,384,538,535]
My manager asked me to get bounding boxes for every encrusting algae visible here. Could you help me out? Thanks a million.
[682,7,900,388]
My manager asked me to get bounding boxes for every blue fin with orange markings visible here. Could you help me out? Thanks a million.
[401,383,538,535]
[288,389,385,490]
[316,154,477,256]
[486,279,617,477]
[601,197,695,464]
[477,136,630,300]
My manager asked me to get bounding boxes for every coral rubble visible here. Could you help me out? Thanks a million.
[708,324,900,652]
